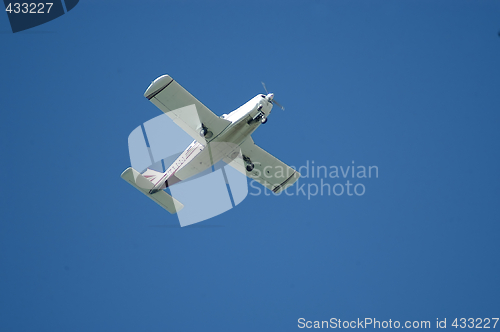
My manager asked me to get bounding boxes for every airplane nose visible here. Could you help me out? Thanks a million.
[267,93,274,101]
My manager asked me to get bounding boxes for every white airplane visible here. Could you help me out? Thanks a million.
[121,75,301,214]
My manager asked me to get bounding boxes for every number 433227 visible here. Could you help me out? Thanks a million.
[452,318,499,329]
[5,3,54,14]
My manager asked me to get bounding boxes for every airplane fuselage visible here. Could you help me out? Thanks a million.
[149,94,274,192]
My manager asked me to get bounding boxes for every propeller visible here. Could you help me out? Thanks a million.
[261,82,285,110]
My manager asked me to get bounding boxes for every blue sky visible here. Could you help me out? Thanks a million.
[1,1,499,331]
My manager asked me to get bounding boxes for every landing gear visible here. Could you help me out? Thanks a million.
[243,155,254,172]
[199,124,213,139]
[247,111,267,125]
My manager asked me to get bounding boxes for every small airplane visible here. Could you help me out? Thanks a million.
[121,75,301,214]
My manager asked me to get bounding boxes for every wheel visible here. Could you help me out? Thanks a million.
[261,117,267,124]
[200,128,208,137]
[246,163,254,172]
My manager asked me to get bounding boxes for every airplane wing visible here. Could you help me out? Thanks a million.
[224,137,301,194]
[144,75,231,144]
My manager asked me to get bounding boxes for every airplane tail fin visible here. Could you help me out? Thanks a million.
[141,168,168,189]
[121,167,183,214]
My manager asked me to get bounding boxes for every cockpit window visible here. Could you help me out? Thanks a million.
[261,94,266,98]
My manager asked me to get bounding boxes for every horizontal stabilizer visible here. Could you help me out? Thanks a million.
[121,167,184,214]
